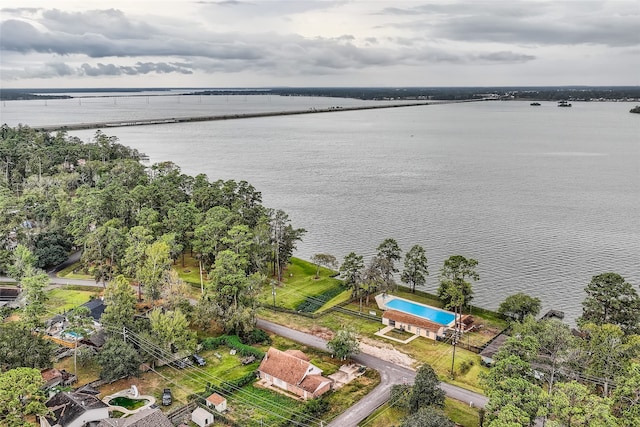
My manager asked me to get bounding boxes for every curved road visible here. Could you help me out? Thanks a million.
[257,319,487,427]
[2,263,487,426]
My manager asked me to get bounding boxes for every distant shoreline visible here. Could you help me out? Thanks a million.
[33,99,481,132]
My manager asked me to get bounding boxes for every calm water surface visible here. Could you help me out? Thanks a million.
[3,96,638,322]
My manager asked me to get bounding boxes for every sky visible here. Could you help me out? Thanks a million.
[1,0,639,88]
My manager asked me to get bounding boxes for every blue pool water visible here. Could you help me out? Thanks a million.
[63,331,82,339]
[385,299,456,325]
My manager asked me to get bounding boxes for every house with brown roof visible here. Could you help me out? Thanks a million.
[258,347,332,400]
[40,368,77,390]
[382,309,447,340]
[205,393,227,412]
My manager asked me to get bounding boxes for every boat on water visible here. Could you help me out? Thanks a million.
[530,102,541,106]
[558,100,572,107]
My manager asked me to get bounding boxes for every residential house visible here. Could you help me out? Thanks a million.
[40,391,109,427]
[205,393,227,412]
[80,330,107,349]
[40,368,77,390]
[81,299,106,323]
[191,407,214,427]
[258,347,332,400]
[382,309,446,340]
[96,408,173,427]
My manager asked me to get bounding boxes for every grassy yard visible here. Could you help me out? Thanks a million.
[360,397,480,427]
[45,286,102,317]
[324,367,381,422]
[86,331,379,426]
[95,345,260,409]
[55,263,94,280]
[259,258,344,311]
[172,253,205,286]
[55,352,101,387]
[259,302,488,393]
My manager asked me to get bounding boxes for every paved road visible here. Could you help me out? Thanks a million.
[257,319,487,427]
[3,265,487,426]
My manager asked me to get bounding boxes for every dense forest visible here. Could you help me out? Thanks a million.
[0,125,304,333]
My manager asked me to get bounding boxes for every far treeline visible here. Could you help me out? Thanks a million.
[2,86,640,101]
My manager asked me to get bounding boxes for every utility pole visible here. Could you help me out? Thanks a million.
[272,281,276,308]
[450,307,461,378]
[199,259,204,295]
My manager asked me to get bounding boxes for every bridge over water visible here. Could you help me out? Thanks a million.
[34,99,483,132]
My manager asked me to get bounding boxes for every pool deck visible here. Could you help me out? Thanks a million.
[103,388,156,415]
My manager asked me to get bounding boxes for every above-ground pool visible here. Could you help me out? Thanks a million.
[385,298,456,326]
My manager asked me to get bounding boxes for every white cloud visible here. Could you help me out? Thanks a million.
[1,0,639,87]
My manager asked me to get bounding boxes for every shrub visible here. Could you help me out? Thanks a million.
[243,328,271,345]
[201,335,265,359]
[458,360,474,375]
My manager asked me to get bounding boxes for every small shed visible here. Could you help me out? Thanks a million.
[205,393,227,412]
[191,407,214,427]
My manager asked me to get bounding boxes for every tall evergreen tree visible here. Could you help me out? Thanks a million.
[401,244,429,293]
[376,238,402,292]
[409,364,445,412]
[578,272,640,335]
[101,275,137,335]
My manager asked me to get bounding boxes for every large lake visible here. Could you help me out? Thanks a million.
[2,94,639,322]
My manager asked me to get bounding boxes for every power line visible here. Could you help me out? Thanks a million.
[108,326,325,427]
[121,331,321,426]
[122,332,315,427]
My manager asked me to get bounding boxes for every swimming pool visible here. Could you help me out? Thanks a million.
[385,298,456,326]
[63,331,82,340]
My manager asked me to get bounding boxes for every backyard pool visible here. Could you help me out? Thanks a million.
[63,331,83,340]
[107,396,150,410]
[385,298,456,326]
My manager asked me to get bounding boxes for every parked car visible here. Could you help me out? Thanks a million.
[192,354,206,366]
[162,388,172,406]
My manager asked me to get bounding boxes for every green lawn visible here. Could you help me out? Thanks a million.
[360,398,480,427]
[259,300,488,393]
[45,286,102,317]
[259,258,344,311]
[173,253,205,286]
[55,262,94,280]
[226,384,307,427]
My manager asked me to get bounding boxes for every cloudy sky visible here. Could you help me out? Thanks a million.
[1,0,639,88]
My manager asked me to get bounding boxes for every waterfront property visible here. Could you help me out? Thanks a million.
[376,294,464,341]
